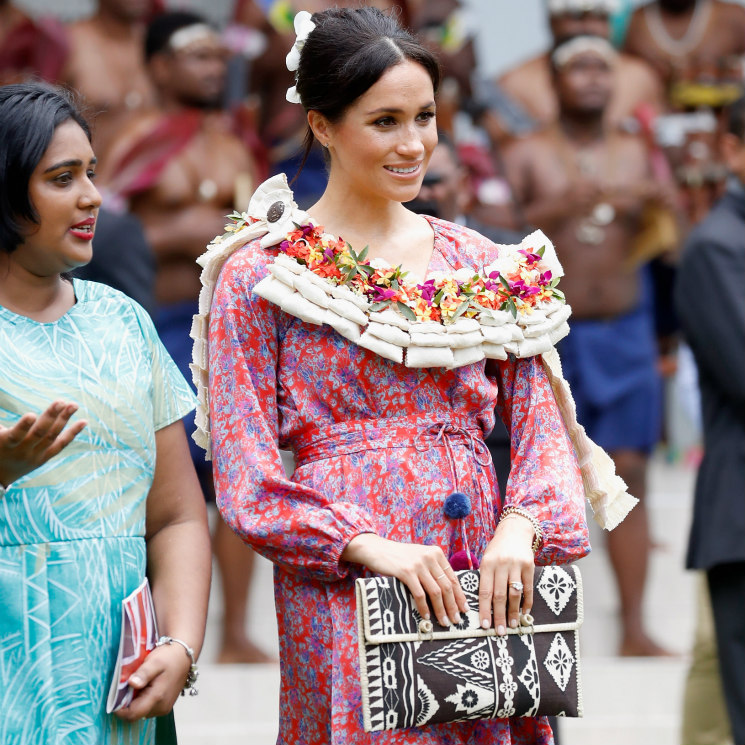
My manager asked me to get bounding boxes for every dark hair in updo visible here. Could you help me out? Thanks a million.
[293,7,441,175]
[0,82,91,253]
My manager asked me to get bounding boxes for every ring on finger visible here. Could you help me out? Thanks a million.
[509,581,524,592]
[435,572,447,581]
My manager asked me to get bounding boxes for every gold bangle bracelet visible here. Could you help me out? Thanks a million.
[500,506,543,554]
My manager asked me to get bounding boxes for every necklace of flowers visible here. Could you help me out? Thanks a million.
[193,175,638,544]
[227,213,565,325]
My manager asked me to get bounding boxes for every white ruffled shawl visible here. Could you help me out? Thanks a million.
[190,174,636,531]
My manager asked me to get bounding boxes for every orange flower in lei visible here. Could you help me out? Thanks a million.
[264,220,565,324]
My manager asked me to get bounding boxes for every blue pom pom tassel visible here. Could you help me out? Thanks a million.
[443,492,471,520]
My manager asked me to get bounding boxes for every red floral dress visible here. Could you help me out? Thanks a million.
[208,217,590,744]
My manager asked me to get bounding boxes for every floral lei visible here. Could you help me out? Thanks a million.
[227,213,564,324]
[192,177,637,539]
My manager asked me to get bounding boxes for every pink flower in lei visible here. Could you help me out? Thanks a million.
[372,286,399,302]
[519,248,544,264]
[417,278,438,304]
[510,279,542,300]
[239,217,567,323]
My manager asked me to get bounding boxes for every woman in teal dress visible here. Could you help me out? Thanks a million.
[0,83,212,744]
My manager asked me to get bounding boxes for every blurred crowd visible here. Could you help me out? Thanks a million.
[1,0,743,742]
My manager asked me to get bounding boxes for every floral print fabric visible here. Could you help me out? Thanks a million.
[208,217,590,744]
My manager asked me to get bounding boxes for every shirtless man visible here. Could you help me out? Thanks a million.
[491,0,664,143]
[60,0,158,157]
[103,11,267,664]
[504,36,677,657]
[624,1,745,222]
[623,0,745,91]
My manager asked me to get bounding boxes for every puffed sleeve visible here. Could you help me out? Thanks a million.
[208,241,379,581]
[493,355,591,565]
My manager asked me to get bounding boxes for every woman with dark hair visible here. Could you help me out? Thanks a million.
[0,82,211,744]
[192,7,631,744]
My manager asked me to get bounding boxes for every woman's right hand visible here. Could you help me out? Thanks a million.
[0,400,86,487]
[342,534,468,627]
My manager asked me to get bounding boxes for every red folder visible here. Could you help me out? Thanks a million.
[106,577,159,713]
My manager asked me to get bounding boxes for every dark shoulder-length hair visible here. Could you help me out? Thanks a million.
[0,82,92,253]
[292,6,441,176]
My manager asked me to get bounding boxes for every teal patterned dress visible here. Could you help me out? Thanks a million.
[0,279,196,745]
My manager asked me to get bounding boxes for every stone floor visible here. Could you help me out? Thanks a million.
[174,454,703,745]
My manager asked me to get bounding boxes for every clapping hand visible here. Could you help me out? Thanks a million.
[0,400,87,488]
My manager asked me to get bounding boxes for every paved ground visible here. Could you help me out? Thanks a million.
[173,454,703,745]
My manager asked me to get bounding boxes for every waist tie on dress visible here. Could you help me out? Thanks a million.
[292,416,491,482]
[414,422,492,492]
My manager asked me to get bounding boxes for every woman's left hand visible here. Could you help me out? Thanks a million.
[477,514,536,635]
[114,643,192,721]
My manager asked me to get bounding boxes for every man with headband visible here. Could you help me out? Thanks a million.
[503,34,680,658]
[101,11,269,666]
[490,0,664,142]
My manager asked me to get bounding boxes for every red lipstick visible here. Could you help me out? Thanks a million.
[69,217,96,241]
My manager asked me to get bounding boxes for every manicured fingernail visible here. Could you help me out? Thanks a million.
[453,613,462,625]
[497,625,506,636]
[510,619,518,628]
[481,619,490,629]
[129,675,142,686]
[424,612,430,620]
[440,616,449,627]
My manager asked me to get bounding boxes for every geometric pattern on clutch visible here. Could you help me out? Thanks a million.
[517,635,541,716]
[537,565,577,616]
[543,632,575,692]
[355,566,584,732]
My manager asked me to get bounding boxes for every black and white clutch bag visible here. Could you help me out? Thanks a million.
[355,565,583,732]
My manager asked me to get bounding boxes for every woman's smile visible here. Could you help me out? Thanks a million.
[17,119,101,273]
[69,217,96,241]
[384,163,423,176]
[317,59,437,207]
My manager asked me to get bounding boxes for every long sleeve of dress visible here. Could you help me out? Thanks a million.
[208,245,379,582]
[494,355,591,566]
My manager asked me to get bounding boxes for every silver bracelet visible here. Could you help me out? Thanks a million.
[500,506,543,554]
[156,636,199,697]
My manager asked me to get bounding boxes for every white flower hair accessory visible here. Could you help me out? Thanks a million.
[285,10,316,104]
